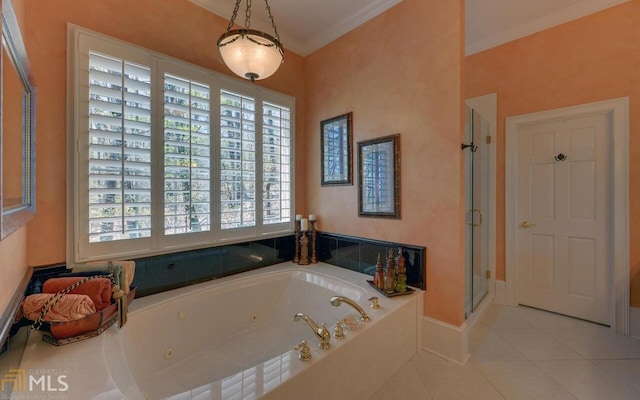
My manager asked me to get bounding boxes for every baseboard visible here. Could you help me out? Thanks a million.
[494,280,506,305]
[630,307,640,339]
[421,316,469,365]
[421,293,499,365]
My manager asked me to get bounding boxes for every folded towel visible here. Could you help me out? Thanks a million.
[43,277,112,310]
[77,260,135,294]
[22,294,97,322]
[72,264,123,293]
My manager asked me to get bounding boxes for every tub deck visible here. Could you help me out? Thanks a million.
[14,262,423,400]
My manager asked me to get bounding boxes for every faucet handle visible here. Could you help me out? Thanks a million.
[368,296,380,309]
[294,340,312,361]
[334,320,345,339]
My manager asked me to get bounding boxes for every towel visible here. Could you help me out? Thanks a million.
[43,277,112,310]
[22,294,97,322]
[76,260,135,294]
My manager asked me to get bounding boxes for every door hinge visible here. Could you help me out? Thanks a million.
[486,270,491,279]
[486,135,492,144]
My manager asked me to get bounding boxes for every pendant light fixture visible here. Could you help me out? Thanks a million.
[217,0,285,82]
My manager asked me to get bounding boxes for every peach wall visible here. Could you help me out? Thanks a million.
[20,0,306,266]
[466,1,640,307]
[305,0,466,325]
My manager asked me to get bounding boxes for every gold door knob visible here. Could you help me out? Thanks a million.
[520,221,536,228]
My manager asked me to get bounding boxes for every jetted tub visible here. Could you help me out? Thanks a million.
[16,262,423,399]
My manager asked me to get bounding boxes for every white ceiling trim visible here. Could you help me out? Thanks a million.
[300,0,403,56]
[466,0,630,56]
[189,0,403,56]
[188,0,305,55]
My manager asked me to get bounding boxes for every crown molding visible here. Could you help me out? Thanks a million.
[466,0,630,56]
[189,0,403,57]
[300,0,403,56]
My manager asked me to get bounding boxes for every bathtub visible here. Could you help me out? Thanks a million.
[16,262,423,399]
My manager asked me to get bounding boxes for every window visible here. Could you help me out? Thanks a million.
[71,28,295,262]
[87,52,152,243]
[163,74,211,235]
[262,102,291,224]
[220,90,256,229]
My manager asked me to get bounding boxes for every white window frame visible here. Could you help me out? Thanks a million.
[67,26,295,263]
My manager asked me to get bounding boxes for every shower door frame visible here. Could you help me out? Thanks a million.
[464,94,497,318]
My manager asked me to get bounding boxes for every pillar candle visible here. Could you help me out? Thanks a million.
[301,218,308,231]
[295,214,302,221]
[308,214,316,221]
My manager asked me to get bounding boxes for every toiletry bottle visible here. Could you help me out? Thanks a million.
[384,249,395,293]
[395,246,407,292]
[374,252,385,290]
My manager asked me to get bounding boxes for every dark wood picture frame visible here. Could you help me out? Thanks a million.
[320,112,352,186]
[358,134,400,218]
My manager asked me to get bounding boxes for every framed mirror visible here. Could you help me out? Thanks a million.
[1,0,36,239]
[358,134,400,218]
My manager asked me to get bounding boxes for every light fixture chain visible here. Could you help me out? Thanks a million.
[264,0,281,44]
[226,0,241,32]
[245,0,252,29]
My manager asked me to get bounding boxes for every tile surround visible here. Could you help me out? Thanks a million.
[133,236,294,297]
[133,231,426,297]
[23,232,424,299]
[318,232,426,290]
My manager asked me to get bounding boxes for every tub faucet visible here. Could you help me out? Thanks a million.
[330,296,371,322]
[293,313,331,349]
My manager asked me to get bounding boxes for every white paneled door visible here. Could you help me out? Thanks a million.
[516,113,611,325]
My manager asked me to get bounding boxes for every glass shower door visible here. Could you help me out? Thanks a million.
[464,106,490,317]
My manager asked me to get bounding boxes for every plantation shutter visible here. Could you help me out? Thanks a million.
[74,28,295,262]
[87,52,152,243]
[220,90,256,229]
[262,102,291,224]
[163,73,212,235]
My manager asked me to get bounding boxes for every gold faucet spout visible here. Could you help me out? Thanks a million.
[293,313,331,349]
[330,296,371,322]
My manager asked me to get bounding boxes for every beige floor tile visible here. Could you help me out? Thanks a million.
[472,360,577,400]
[470,329,527,361]
[534,360,640,400]
[542,327,640,359]
[412,358,504,400]
[514,307,597,329]
[410,350,449,362]
[592,359,640,392]
[369,362,434,400]
[477,304,537,331]
[371,305,640,400]
[494,328,583,360]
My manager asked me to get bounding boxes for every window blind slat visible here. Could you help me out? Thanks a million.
[263,102,291,224]
[220,90,256,230]
[163,73,211,236]
[88,51,152,243]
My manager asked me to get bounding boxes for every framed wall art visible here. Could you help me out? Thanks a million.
[321,112,352,186]
[358,134,400,218]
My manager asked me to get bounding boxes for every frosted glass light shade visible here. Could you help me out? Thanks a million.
[217,29,284,82]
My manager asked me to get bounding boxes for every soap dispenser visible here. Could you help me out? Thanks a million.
[395,246,407,292]
[374,252,385,290]
[383,249,395,294]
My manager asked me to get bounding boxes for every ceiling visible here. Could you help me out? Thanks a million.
[190,0,630,56]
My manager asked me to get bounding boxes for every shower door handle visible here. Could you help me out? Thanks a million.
[466,209,483,227]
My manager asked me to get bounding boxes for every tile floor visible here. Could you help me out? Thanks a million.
[371,303,640,400]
